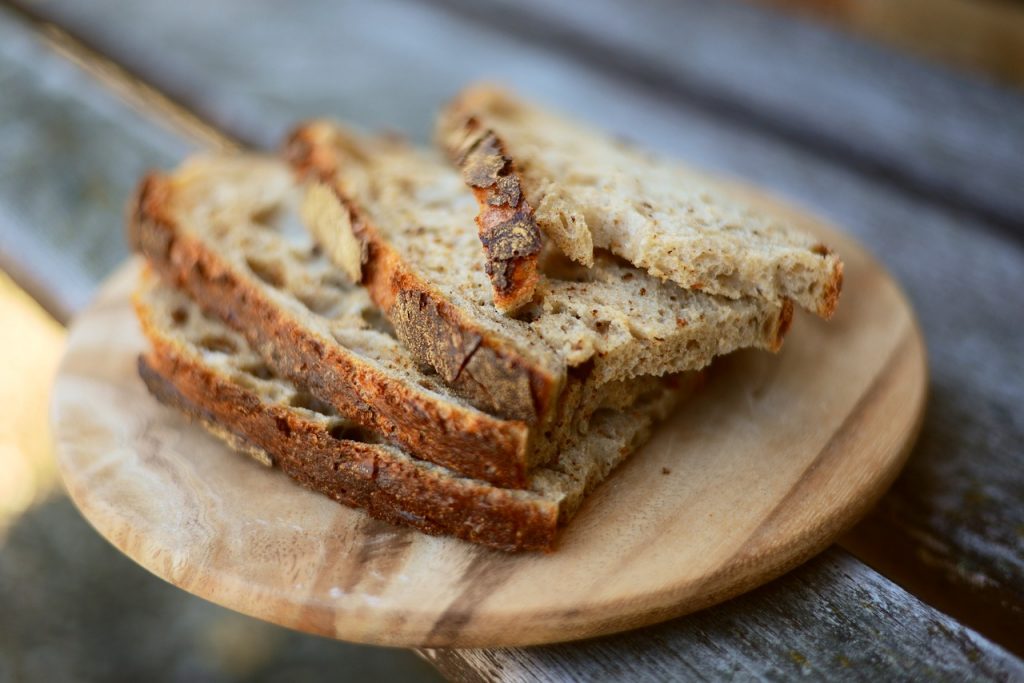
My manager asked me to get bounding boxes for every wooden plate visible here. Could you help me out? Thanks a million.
[51,192,926,648]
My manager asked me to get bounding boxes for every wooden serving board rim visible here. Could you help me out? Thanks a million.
[51,196,927,648]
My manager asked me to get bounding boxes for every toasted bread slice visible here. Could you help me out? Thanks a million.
[286,121,791,421]
[127,154,537,487]
[438,85,843,318]
[135,274,697,552]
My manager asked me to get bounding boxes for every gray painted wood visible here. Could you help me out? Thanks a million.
[10,0,1024,650]
[421,550,1024,682]
[22,0,1024,236]
[430,0,1024,235]
[0,8,195,320]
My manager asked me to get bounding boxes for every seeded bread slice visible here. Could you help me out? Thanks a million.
[127,154,537,488]
[135,273,697,552]
[438,85,843,318]
[286,122,791,422]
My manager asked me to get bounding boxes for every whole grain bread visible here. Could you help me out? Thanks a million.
[135,273,698,552]
[438,85,843,318]
[127,154,537,487]
[286,121,792,422]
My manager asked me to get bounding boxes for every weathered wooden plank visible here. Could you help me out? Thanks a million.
[753,0,1024,87]
[0,8,196,320]
[421,550,1024,682]
[427,0,1024,235]
[12,0,1024,652]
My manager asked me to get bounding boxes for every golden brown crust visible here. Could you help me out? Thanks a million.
[438,113,543,313]
[137,353,560,552]
[284,125,563,426]
[128,172,534,489]
[772,299,795,352]
[815,248,844,320]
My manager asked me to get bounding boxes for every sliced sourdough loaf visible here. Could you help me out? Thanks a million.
[438,85,843,318]
[127,154,539,487]
[286,121,791,422]
[135,272,698,552]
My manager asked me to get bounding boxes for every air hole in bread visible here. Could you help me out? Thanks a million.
[360,307,393,335]
[512,304,542,323]
[246,256,286,288]
[289,391,336,416]
[170,307,189,326]
[198,335,238,354]
[240,361,274,380]
[297,290,340,317]
[328,422,374,443]
[321,273,350,291]
[252,205,283,230]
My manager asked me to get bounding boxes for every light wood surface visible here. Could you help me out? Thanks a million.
[51,192,926,648]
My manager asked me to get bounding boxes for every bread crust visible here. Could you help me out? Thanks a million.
[438,115,543,313]
[137,354,560,552]
[285,125,563,426]
[128,171,535,489]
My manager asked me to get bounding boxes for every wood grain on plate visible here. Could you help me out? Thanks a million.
[51,195,925,647]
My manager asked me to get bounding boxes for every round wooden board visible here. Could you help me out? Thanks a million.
[51,192,926,649]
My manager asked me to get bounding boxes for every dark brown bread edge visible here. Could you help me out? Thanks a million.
[127,171,534,489]
[284,124,564,427]
[771,298,795,353]
[437,108,543,314]
[136,353,560,553]
[810,243,844,319]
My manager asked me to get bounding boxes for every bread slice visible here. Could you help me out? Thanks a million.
[127,154,538,488]
[285,121,791,423]
[438,85,843,318]
[135,273,698,552]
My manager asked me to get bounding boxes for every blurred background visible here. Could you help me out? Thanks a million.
[2,0,1023,681]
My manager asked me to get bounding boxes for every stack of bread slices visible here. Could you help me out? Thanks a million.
[129,85,842,552]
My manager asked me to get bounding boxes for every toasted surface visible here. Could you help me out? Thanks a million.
[135,274,695,552]
[126,154,534,488]
[442,115,544,313]
[287,122,791,405]
[439,85,843,318]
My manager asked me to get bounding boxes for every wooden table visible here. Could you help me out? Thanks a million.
[3,0,1022,679]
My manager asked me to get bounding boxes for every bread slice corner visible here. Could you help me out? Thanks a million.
[438,84,843,319]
